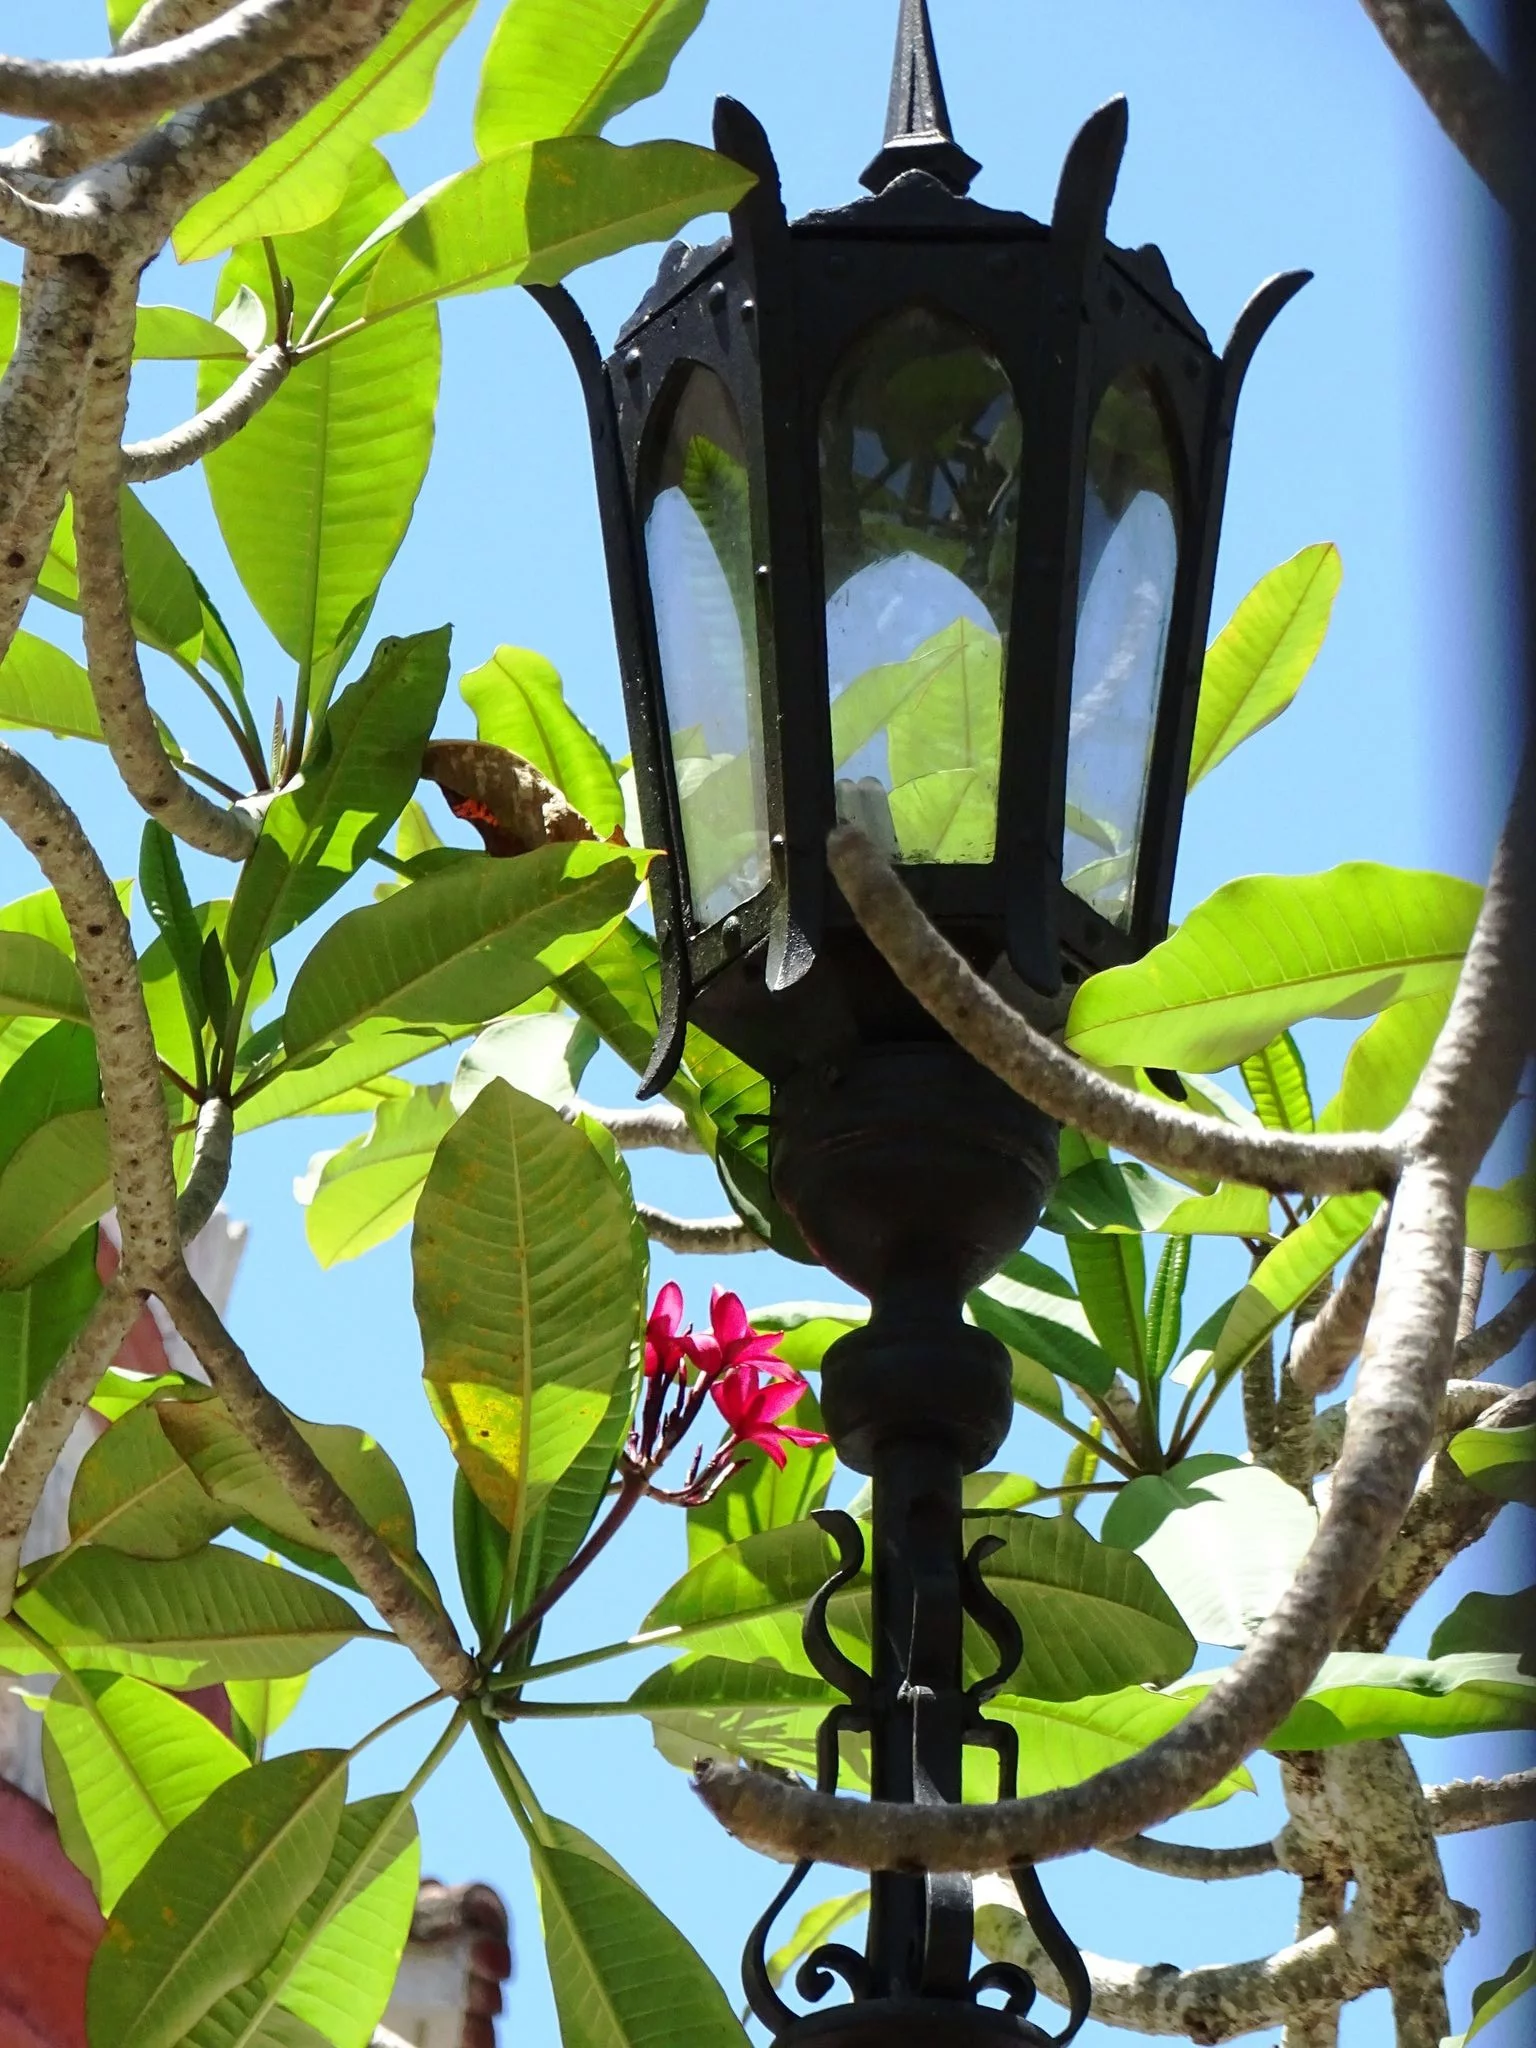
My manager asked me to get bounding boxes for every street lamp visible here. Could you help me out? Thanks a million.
[536,2,1305,2039]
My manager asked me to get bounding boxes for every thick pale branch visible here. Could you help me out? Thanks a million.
[570,1102,703,1154]
[694,772,1534,1872]
[122,341,291,481]
[1357,0,1516,207]
[177,1097,233,1243]
[826,828,1401,1198]
[0,0,378,125]
[1289,1206,1389,1397]
[0,1285,143,1615]
[0,179,107,254]
[158,1264,479,1700]
[1456,1276,1536,1375]
[1427,1768,1536,1835]
[637,1204,765,1256]
[117,0,243,52]
[72,286,256,858]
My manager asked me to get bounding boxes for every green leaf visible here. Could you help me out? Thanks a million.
[1240,1030,1314,1133]
[353,138,756,319]
[194,1792,420,2048]
[17,1548,370,1687]
[227,629,452,975]
[1429,1587,1536,1662]
[1448,1420,1536,1508]
[533,1813,748,2048]
[1191,1193,1381,1391]
[283,842,648,1060]
[176,0,473,260]
[1067,1232,1146,1378]
[475,0,709,153]
[0,1228,102,1455]
[766,1891,868,1992]
[1167,1650,1536,1747]
[140,822,208,1045]
[0,630,106,744]
[643,1513,1193,1700]
[687,1387,835,1565]
[1043,1156,1270,1239]
[39,490,205,669]
[133,304,249,362]
[413,1079,640,1538]
[62,1400,233,1561]
[44,1671,248,1911]
[200,151,440,677]
[552,917,701,1123]
[0,928,89,1026]
[297,1082,457,1268]
[1450,1944,1536,2047]
[1187,543,1342,787]
[1118,1463,1318,1647]
[234,1021,450,1132]
[986,1687,1252,1806]
[454,1469,510,1650]
[1065,866,1482,1073]
[86,1749,347,2048]
[633,1655,838,1777]
[451,1010,599,1116]
[1317,988,1453,1132]
[142,899,274,1087]
[1144,1235,1191,1381]
[1466,1173,1535,1260]
[0,1022,110,1290]
[461,646,624,837]
[156,1397,434,1606]
[969,1253,1114,1398]
[227,1674,310,1759]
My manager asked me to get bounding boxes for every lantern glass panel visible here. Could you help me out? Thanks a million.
[1063,370,1181,930]
[819,308,1021,865]
[643,366,770,928]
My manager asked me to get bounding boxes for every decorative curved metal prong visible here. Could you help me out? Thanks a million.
[713,94,786,217]
[742,1858,815,2033]
[1051,96,1129,250]
[969,1960,1042,2020]
[637,917,688,1097]
[797,1943,878,2007]
[1011,1864,1094,2046]
[1221,270,1313,409]
[961,1532,1024,1706]
[804,1510,873,1706]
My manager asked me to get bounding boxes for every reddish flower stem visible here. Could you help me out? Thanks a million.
[491,1467,647,1675]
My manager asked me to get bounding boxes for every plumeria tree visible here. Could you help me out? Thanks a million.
[0,6,1530,2048]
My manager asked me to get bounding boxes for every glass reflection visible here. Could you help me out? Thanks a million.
[1064,372,1180,928]
[820,308,1020,863]
[643,368,769,927]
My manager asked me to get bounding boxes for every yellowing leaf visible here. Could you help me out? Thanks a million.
[1188,544,1342,786]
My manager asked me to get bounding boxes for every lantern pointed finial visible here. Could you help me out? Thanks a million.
[861,0,981,197]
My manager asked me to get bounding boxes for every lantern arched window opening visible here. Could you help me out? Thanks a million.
[1064,368,1182,930]
[819,306,1021,865]
[642,365,770,928]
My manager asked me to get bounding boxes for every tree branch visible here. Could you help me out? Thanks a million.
[72,282,256,858]
[1427,1768,1536,1835]
[1357,0,1516,208]
[569,1102,703,1154]
[826,828,1402,1198]
[1101,1834,1284,1881]
[0,0,379,126]
[177,1096,233,1243]
[1455,1275,1536,1375]
[117,0,244,53]
[121,340,292,481]
[694,766,1535,1873]
[0,178,109,255]
[157,1264,480,1700]
[1289,1205,1390,1397]
[636,1204,765,1256]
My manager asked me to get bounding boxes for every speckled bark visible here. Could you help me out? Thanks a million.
[1357,0,1515,208]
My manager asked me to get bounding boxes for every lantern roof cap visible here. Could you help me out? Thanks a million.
[862,0,981,197]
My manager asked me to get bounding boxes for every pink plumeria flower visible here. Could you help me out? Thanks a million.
[692,1288,796,1382]
[642,1280,696,1384]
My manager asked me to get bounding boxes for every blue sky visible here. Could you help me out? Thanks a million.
[3,3,1532,2044]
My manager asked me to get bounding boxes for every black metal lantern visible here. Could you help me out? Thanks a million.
[536,4,1306,2041]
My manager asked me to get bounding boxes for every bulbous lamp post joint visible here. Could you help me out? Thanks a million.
[532,0,1307,2038]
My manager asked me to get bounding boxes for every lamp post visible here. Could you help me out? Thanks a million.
[536,3,1305,2039]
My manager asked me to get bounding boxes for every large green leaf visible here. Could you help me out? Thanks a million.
[1187,544,1342,787]
[1168,1650,1536,1747]
[234,1021,451,1132]
[452,1011,599,1116]
[39,490,205,669]
[475,0,709,153]
[1317,988,1453,1133]
[283,842,647,1060]
[298,1082,458,1268]
[200,151,440,677]
[176,0,473,260]
[1240,1030,1314,1133]
[1191,1193,1381,1390]
[413,1079,639,1540]
[0,1228,102,1457]
[986,1687,1252,1806]
[0,630,106,745]
[44,1671,247,1912]
[353,138,756,320]
[192,1793,420,2048]
[227,1674,310,1759]
[156,1396,434,1606]
[1066,1232,1146,1379]
[533,1813,748,2048]
[461,645,625,837]
[227,629,452,975]
[1448,1945,1536,2047]
[1065,866,1482,1073]
[969,1253,1114,1398]
[1466,1174,1536,1261]
[1447,1419,1536,1508]
[553,917,702,1125]
[1111,1463,1318,1648]
[17,1547,370,1687]
[643,1513,1193,1700]
[62,1399,233,1561]
[0,1021,111,1289]
[1429,1586,1536,1661]
[1043,1157,1270,1239]
[86,1750,347,2048]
